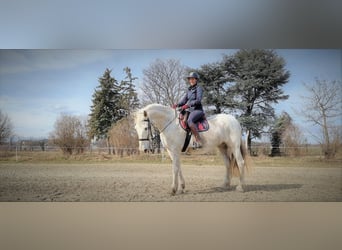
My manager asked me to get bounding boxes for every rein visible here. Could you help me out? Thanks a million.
[159,115,177,134]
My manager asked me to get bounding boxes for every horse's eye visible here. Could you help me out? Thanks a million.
[144,128,148,131]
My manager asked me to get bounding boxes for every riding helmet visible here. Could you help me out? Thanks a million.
[186,72,199,79]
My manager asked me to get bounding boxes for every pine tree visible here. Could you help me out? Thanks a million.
[270,112,292,156]
[120,67,140,116]
[89,68,140,154]
[89,68,122,142]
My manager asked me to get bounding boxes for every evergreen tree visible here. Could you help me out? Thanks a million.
[196,62,229,114]
[222,49,290,153]
[89,68,140,154]
[270,112,292,156]
[120,67,140,116]
[89,68,122,142]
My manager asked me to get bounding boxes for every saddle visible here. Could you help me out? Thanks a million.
[179,111,209,132]
[179,110,209,152]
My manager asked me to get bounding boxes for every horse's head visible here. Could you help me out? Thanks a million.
[133,110,151,152]
[134,104,174,152]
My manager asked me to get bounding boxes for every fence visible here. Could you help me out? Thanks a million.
[249,145,325,157]
[0,143,332,159]
[0,144,169,162]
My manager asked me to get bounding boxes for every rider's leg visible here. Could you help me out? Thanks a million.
[188,110,204,146]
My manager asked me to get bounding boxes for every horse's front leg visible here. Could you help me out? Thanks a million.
[171,157,180,195]
[169,151,182,195]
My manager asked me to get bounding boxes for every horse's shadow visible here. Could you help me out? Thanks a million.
[244,183,303,192]
[193,183,303,194]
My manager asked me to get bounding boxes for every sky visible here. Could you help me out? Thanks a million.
[0,49,341,142]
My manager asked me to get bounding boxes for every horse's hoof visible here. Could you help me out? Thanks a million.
[236,185,244,192]
[222,182,231,189]
[171,188,177,196]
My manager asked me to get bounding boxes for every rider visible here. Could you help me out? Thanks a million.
[174,72,205,147]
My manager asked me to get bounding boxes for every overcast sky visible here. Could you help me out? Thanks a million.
[0,49,341,142]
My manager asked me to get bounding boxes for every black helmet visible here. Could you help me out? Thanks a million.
[187,72,199,79]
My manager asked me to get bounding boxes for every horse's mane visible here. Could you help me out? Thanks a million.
[143,104,174,117]
[133,104,174,122]
[144,103,172,112]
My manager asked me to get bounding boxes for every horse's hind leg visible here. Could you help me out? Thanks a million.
[178,169,185,193]
[233,146,245,192]
[218,144,231,189]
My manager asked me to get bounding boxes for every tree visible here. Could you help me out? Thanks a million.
[140,59,185,153]
[50,114,90,155]
[0,109,13,144]
[300,79,342,158]
[270,112,292,156]
[196,62,228,114]
[108,116,138,157]
[141,58,187,106]
[282,122,305,157]
[89,69,122,153]
[89,68,140,154]
[222,49,290,153]
[120,67,140,116]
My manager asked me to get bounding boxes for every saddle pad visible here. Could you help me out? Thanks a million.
[196,119,209,132]
[179,118,209,132]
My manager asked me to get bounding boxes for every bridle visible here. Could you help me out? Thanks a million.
[138,118,153,142]
[137,113,177,143]
[137,118,154,152]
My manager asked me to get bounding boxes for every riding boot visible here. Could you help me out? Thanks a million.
[189,124,202,148]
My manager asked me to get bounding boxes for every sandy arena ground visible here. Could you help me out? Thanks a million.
[0,162,341,201]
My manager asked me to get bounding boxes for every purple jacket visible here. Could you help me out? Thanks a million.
[178,84,204,111]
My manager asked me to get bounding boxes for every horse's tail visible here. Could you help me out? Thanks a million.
[230,136,251,177]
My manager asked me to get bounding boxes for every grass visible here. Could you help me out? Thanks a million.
[1,150,341,168]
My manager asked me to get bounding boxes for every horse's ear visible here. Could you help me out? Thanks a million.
[143,110,147,117]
